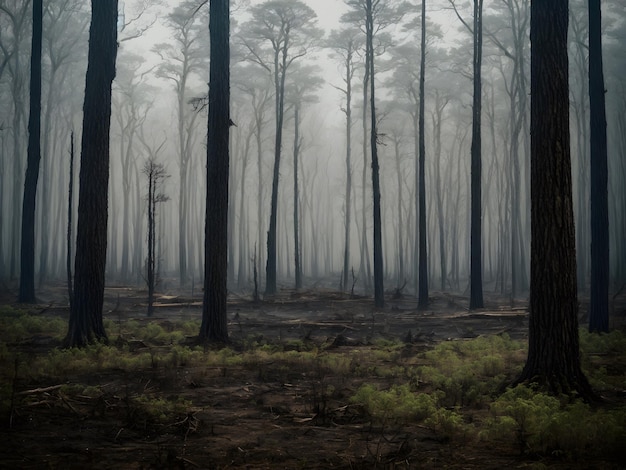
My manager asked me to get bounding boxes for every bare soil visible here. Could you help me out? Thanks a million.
[1,283,625,469]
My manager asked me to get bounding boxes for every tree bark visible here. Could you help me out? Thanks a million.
[65,0,118,347]
[469,0,484,309]
[265,42,288,296]
[342,47,354,292]
[147,164,155,317]
[366,0,384,308]
[417,0,428,309]
[18,0,43,303]
[516,0,593,398]
[293,106,302,289]
[360,45,372,290]
[200,0,230,343]
[588,0,609,333]
[67,132,74,311]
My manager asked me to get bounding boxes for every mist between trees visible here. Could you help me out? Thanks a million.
[1,0,625,305]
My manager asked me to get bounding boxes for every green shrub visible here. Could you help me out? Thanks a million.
[580,330,626,355]
[132,395,193,424]
[0,307,65,342]
[350,384,468,438]
[487,385,626,458]
[351,384,438,423]
[413,335,523,407]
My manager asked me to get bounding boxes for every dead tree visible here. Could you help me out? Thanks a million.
[143,158,169,317]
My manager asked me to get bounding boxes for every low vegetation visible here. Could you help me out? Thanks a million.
[1,304,625,468]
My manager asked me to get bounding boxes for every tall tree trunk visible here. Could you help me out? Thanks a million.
[67,132,74,310]
[393,137,404,285]
[342,55,353,292]
[132,161,143,282]
[432,94,448,292]
[147,165,155,317]
[417,0,428,308]
[178,73,189,286]
[516,0,592,398]
[200,0,230,343]
[237,128,252,288]
[18,0,43,303]
[469,0,484,309]
[360,49,372,290]
[366,0,384,308]
[65,0,118,347]
[256,113,265,289]
[265,42,288,296]
[588,0,609,333]
[293,106,302,289]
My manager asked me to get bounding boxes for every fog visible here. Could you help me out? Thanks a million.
[1,0,625,301]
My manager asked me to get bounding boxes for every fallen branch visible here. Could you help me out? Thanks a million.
[18,384,64,395]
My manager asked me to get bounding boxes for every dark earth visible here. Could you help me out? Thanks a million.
[1,282,625,469]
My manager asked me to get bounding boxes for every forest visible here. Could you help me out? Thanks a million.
[1,0,625,468]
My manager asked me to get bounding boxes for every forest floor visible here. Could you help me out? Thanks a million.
[0,281,625,469]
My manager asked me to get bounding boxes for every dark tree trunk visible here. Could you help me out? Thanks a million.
[237,129,252,289]
[256,118,265,290]
[147,166,155,317]
[67,132,74,310]
[588,0,609,333]
[432,93,448,292]
[516,0,593,398]
[293,106,302,290]
[360,48,372,290]
[417,0,428,309]
[200,0,230,343]
[144,159,167,318]
[342,50,353,292]
[393,137,404,284]
[144,159,157,317]
[469,0,484,309]
[366,0,384,309]
[65,0,118,347]
[18,0,43,303]
[265,45,288,296]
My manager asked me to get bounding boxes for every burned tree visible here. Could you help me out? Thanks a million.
[18,0,43,303]
[200,0,230,343]
[240,0,321,296]
[450,0,484,309]
[515,0,593,397]
[143,158,168,317]
[588,0,609,333]
[64,0,118,347]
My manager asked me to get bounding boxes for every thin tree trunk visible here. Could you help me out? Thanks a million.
[67,132,74,310]
[342,55,353,292]
[360,48,372,289]
[469,0,484,309]
[265,43,289,295]
[237,127,252,288]
[417,0,428,308]
[394,137,404,286]
[147,165,155,317]
[293,106,302,289]
[366,0,384,308]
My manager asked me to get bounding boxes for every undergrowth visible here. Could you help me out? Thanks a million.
[0,306,625,463]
